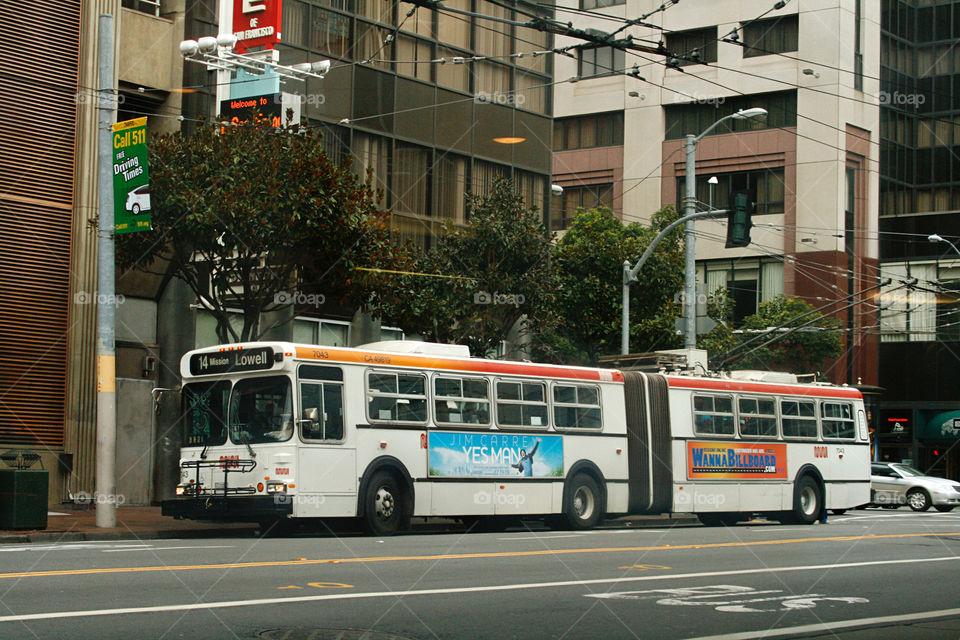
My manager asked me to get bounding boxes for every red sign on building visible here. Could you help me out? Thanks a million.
[232,0,283,54]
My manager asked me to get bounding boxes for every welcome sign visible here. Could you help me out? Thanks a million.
[429,432,563,478]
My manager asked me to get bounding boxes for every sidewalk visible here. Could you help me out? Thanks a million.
[0,507,698,544]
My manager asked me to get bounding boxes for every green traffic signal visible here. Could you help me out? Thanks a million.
[726,190,753,248]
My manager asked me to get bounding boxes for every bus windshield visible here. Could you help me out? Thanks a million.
[183,381,231,447]
[228,375,294,444]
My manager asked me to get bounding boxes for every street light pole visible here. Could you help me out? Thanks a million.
[683,134,698,350]
[680,108,768,351]
[620,108,767,356]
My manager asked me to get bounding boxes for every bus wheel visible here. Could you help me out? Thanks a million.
[789,475,822,524]
[364,471,407,536]
[565,474,601,530]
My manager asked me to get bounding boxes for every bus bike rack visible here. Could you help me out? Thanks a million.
[179,458,258,499]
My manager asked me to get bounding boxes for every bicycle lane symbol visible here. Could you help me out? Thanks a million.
[586,585,869,613]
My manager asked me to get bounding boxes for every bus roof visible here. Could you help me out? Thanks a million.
[182,342,625,383]
[665,375,863,400]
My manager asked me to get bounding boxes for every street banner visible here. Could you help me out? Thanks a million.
[112,117,151,234]
[429,432,563,478]
[687,441,787,479]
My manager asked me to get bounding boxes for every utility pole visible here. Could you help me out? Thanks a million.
[95,13,117,528]
[683,134,697,350]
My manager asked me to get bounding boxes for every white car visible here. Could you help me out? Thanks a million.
[870,462,960,512]
[125,184,150,215]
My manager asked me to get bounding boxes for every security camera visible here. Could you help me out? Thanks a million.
[179,40,199,56]
[197,36,218,54]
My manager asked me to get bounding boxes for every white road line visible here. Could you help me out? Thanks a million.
[101,545,235,553]
[497,534,584,540]
[2,555,960,623]
[683,606,960,640]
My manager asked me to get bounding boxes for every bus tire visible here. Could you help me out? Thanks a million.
[564,474,602,530]
[364,470,407,536]
[788,474,822,524]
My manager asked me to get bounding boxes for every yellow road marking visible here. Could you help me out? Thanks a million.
[618,564,671,571]
[277,586,302,590]
[0,531,953,580]
[307,582,353,589]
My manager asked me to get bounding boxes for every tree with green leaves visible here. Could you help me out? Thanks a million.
[116,120,393,342]
[539,206,685,364]
[372,177,555,357]
[715,295,843,375]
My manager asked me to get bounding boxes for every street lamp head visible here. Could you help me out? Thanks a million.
[732,108,768,120]
[708,176,719,185]
[551,184,564,196]
[929,233,944,243]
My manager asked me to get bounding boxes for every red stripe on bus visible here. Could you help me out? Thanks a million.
[294,346,625,383]
[666,376,862,399]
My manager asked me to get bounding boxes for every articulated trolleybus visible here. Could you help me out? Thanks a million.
[162,341,870,533]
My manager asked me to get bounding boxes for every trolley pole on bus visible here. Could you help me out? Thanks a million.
[95,13,117,528]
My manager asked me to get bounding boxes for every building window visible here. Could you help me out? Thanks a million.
[581,0,624,9]
[680,169,786,216]
[434,154,469,224]
[727,278,758,323]
[554,183,613,229]
[122,0,159,16]
[553,112,624,151]
[312,8,352,58]
[292,318,351,346]
[396,36,433,81]
[664,91,796,140]
[578,46,624,77]
[742,15,799,58]
[665,27,718,67]
[937,280,960,342]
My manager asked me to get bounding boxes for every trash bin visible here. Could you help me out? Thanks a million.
[0,451,48,530]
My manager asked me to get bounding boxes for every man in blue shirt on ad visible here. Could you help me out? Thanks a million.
[512,438,541,477]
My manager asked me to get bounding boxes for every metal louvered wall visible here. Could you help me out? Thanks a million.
[0,3,83,448]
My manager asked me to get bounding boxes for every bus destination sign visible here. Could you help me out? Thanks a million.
[189,347,274,376]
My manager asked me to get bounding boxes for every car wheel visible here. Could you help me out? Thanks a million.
[934,505,954,513]
[132,203,140,215]
[906,488,931,512]
[364,471,408,535]
[564,474,601,530]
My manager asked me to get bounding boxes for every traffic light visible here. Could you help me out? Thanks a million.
[726,190,753,248]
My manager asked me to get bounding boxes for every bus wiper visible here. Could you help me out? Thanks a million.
[234,428,257,458]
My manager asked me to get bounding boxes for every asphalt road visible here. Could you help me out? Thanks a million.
[2,509,960,640]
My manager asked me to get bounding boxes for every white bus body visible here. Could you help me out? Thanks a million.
[162,342,870,532]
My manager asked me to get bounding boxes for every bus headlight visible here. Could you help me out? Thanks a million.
[265,481,287,494]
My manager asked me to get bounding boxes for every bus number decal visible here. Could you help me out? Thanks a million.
[311,350,329,359]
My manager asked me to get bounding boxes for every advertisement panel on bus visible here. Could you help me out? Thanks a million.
[687,441,788,479]
[429,432,564,478]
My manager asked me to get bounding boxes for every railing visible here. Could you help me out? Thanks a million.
[180,458,258,497]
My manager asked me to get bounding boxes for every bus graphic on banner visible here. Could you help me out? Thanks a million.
[429,432,563,478]
[687,441,787,479]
